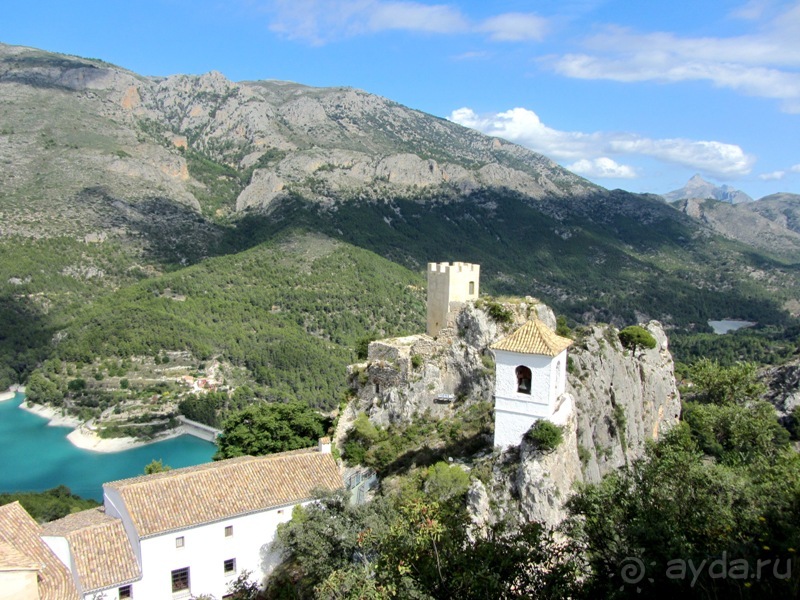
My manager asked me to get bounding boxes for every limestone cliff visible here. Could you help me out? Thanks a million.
[474,320,681,527]
[340,299,681,528]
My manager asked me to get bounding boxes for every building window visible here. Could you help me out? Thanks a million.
[224,525,233,537]
[516,366,532,394]
[224,558,236,574]
[175,536,184,548]
[119,585,132,599]
[468,281,475,295]
[556,361,562,389]
[171,567,190,593]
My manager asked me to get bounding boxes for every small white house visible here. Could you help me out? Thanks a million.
[491,319,573,449]
[32,446,341,600]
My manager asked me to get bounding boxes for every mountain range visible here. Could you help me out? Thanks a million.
[2,41,800,403]
[662,174,754,204]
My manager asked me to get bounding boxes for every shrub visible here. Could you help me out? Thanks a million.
[556,315,571,337]
[485,301,514,324]
[423,462,470,501]
[618,325,656,351]
[68,378,86,392]
[524,420,564,452]
[411,354,423,370]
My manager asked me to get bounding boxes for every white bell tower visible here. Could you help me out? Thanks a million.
[491,319,573,449]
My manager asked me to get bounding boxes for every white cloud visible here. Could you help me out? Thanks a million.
[448,107,601,160]
[792,164,800,172]
[451,51,489,61]
[730,0,773,20]
[546,4,800,112]
[568,158,637,179]
[265,0,467,43]
[263,1,551,44]
[449,106,755,178]
[367,2,469,33]
[478,13,549,42]
[606,138,754,176]
[759,170,786,180]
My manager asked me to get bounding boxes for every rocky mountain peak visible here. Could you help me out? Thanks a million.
[663,174,753,204]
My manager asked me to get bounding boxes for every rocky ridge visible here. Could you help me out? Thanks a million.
[339,298,681,527]
[663,174,753,204]
[0,42,597,236]
[674,194,800,260]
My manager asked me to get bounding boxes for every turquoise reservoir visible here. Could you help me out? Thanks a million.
[0,393,216,501]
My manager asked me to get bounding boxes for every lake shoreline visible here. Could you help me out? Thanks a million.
[708,319,757,335]
[0,385,25,402]
[17,399,187,454]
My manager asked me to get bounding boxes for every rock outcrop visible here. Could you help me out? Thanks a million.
[762,359,800,418]
[340,298,681,528]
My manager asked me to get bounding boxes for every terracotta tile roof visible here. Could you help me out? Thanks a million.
[0,502,79,600]
[105,449,342,538]
[491,319,573,356]
[0,541,39,571]
[43,508,141,593]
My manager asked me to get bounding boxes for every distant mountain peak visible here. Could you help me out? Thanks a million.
[663,174,753,204]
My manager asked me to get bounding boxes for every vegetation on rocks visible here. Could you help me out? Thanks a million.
[524,420,564,452]
[617,325,657,351]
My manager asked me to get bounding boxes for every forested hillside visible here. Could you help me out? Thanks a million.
[22,232,425,411]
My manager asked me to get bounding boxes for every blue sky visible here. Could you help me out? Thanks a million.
[2,0,799,198]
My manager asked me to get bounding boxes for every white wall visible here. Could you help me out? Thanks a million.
[0,571,40,600]
[493,349,568,449]
[41,536,73,583]
[128,505,296,599]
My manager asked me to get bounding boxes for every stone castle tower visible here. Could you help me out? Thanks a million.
[426,262,480,337]
[490,320,573,449]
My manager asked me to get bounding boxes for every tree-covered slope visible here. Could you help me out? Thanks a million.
[42,232,424,409]
[246,192,798,332]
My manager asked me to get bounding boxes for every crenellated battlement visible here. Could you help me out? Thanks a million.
[427,261,480,274]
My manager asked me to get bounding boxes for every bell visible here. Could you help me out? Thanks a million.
[518,379,530,392]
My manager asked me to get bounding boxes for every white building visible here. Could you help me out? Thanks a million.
[491,319,573,449]
[2,445,341,600]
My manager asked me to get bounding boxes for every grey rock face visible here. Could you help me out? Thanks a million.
[663,174,753,204]
[340,295,680,528]
[762,359,800,418]
[0,42,600,241]
[483,321,680,528]
[568,321,681,482]
[673,196,800,261]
